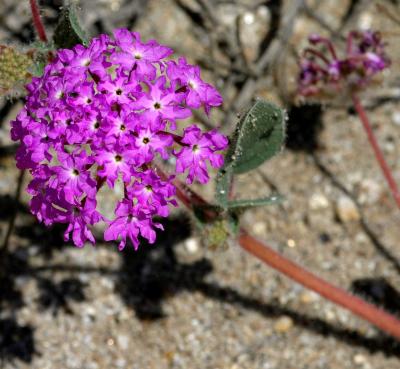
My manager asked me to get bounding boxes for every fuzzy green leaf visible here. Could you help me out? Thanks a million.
[225,100,285,174]
[53,4,88,49]
[215,165,233,209]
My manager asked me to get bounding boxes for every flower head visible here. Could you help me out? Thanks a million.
[298,30,390,97]
[11,29,227,249]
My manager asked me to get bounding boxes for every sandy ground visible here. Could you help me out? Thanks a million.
[1,0,400,368]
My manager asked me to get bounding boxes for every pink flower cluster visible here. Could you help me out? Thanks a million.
[298,30,390,96]
[11,29,228,249]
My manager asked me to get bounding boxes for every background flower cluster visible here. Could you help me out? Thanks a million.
[298,30,390,96]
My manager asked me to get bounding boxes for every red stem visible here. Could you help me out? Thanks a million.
[352,93,400,210]
[303,48,331,65]
[239,231,400,340]
[165,168,400,340]
[29,0,48,42]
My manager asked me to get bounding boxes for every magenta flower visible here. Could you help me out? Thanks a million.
[131,76,191,125]
[175,125,228,184]
[50,150,96,203]
[167,57,223,114]
[11,29,227,249]
[95,142,137,187]
[129,170,177,217]
[58,198,103,247]
[104,199,163,250]
[111,29,173,80]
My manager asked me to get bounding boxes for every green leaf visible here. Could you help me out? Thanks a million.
[225,99,286,174]
[215,165,233,209]
[226,194,283,209]
[53,4,89,49]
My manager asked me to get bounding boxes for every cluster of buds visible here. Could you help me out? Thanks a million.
[0,45,33,96]
[11,29,228,249]
[298,30,390,97]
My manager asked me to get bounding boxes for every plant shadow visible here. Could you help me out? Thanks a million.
[115,214,400,357]
[352,277,400,316]
[1,203,400,365]
[286,104,324,153]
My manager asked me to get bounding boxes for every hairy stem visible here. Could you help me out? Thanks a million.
[166,167,400,340]
[29,0,48,42]
[352,93,400,210]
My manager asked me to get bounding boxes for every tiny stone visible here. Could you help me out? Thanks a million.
[358,179,382,205]
[253,221,267,236]
[336,196,360,222]
[325,310,336,321]
[117,335,130,350]
[287,239,296,248]
[309,193,329,210]
[392,111,400,126]
[274,316,293,333]
[300,291,318,304]
[185,237,199,253]
[358,12,373,29]
[355,232,368,244]
[353,354,367,365]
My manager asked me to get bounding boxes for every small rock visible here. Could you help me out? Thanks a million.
[355,232,368,244]
[117,335,130,350]
[392,111,400,126]
[309,193,329,210]
[253,221,267,236]
[358,179,383,205]
[300,291,318,304]
[274,316,293,333]
[336,196,360,222]
[358,12,373,30]
[353,353,367,366]
[325,309,336,321]
[286,239,296,248]
[184,238,199,253]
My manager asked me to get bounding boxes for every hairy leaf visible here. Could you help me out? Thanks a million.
[53,4,88,49]
[215,165,233,209]
[225,99,286,174]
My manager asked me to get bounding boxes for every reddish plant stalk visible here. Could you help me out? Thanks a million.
[239,231,400,340]
[352,93,400,210]
[29,0,48,42]
[162,166,400,340]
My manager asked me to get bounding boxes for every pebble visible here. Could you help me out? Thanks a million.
[309,193,330,210]
[325,310,336,321]
[253,221,267,236]
[358,179,382,205]
[336,196,360,222]
[353,354,368,366]
[117,335,130,350]
[358,12,373,29]
[184,238,200,253]
[299,291,318,304]
[274,316,293,333]
[392,111,400,126]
